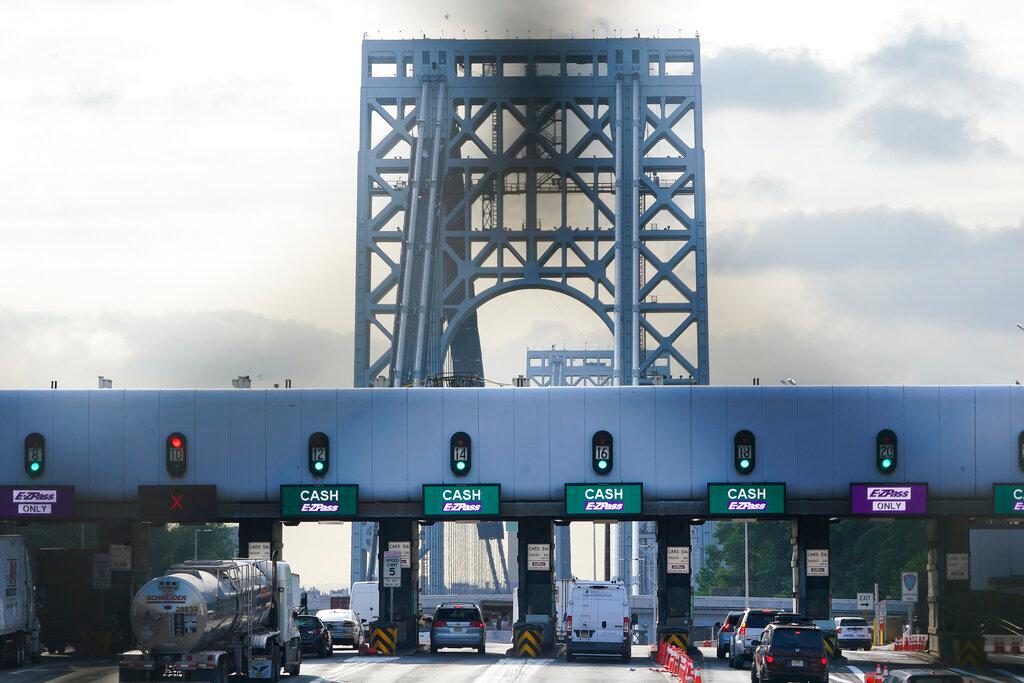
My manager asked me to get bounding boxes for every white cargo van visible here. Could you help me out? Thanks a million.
[564,579,632,662]
[350,580,379,625]
[0,536,42,667]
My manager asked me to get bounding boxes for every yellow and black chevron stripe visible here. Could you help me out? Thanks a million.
[663,632,689,650]
[954,638,985,667]
[371,626,398,655]
[823,635,837,660]
[515,627,541,658]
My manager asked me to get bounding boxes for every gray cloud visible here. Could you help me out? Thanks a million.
[714,205,1024,328]
[0,309,352,389]
[850,102,1007,161]
[703,47,843,111]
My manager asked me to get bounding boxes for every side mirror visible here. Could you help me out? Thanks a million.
[714,621,722,629]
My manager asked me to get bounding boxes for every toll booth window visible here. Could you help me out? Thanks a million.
[771,629,823,648]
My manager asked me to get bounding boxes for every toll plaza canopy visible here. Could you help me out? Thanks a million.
[0,386,1022,517]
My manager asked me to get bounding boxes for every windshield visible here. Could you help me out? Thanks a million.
[744,612,778,629]
[436,608,480,621]
[725,613,741,625]
[294,616,319,629]
[772,629,823,648]
[841,618,869,627]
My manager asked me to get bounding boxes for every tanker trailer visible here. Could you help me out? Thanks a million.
[118,559,300,681]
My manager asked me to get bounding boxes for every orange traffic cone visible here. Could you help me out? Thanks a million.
[694,666,703,683]
[883,666,889,679]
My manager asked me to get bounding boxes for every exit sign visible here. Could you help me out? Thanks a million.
[707,483,786,516]
[994,484,1024,515]
[422,484,501,517]
[565,483,643,517]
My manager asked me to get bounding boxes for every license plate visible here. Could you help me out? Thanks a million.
[454,627,464,633]
[790,660,804,667]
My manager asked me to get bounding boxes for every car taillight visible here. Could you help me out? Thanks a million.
[722,624,732,632]
[434,620,447,627]
[739,625,746,635]
[765,655,774,663]
[820,658,828,665]
[623,617,630,631]
[470,621,485,628]
[836,627,842,633]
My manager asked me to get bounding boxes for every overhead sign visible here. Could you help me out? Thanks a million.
[110,544,132,572]
[389,541,411,569]
[946,553,969,580]
[901,571,918,602]
[806,549,829,577]
[0,486,74,519]
[280,484,358,519]
[850,484,928,515]
[138,485,217,521]
[382,551,401,588]
[422,484,500,517]
[527,544,550,571]
[707,483,785,515]
[92,553,111,590]
[857,592,875,611]
[993,484,1024,515]
[667,546,690,574]
[564,483,643,516]
[248,542,271,560]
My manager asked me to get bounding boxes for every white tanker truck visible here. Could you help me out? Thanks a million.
[118,559,301,681]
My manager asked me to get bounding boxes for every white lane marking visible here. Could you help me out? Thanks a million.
[474,657,553,682]
[996,670,1024,683]
[303,655,401,681]
[949,666,1009,683]
[848,665,866,682]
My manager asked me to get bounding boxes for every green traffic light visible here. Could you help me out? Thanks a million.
[881,458,893,470]
[456,461,466,471]
[739,458,751,471]
[597,460,608,470]
[29,462,40,472]
[314,461,324,471]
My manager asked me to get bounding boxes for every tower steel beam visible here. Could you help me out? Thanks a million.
[354,38,710,388]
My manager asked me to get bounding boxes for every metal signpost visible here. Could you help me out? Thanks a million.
[564,483,643,517]
[901,571,918,634]
[382,550,401,622]
[850,484,928,515]
[707,483,786,516]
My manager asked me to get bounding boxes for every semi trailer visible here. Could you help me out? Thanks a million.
[118,559,300,681]
[0,536,42,668]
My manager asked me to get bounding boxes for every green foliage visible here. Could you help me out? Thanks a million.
[830,520,926,599]
[148,524,238,576]
[694,519,927,600]
[695,521,792,597]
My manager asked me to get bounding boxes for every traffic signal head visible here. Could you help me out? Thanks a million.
[734,429,755,475]
[24,432,45,478]
[450,432,471,476]
[876,429,897,474]
[166,432,187,477]
[592,430,613,475]
[308,431,330,477]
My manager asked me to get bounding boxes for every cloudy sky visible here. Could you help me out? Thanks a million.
[3,0,1023,588]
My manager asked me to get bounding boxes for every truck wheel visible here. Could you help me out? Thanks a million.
[212,657,228,683]
[287,658,300,677]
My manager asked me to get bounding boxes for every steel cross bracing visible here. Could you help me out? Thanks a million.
[525,348,670,386]
[353,38,710,388]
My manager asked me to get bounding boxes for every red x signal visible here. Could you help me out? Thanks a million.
[170,494,184,511]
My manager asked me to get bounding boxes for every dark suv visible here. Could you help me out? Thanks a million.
[294,615,333,658]
[751,625,827,683]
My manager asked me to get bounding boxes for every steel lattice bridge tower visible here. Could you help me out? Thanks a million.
[353,37,710,388]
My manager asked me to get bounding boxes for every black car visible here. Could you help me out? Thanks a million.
[772,613,815,626]
[752,625,828,683]
[294,615,333,658]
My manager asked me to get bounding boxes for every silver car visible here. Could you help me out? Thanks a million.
[315,609,364,649]
[429,603,486,653]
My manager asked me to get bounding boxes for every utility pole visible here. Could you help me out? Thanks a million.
[744,522,750,609]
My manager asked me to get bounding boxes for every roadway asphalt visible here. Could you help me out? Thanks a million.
[12,645,1024,682]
